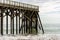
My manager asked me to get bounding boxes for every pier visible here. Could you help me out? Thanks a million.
[0,0,44,35]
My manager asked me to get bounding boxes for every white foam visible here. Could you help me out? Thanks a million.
[0,34,60,40]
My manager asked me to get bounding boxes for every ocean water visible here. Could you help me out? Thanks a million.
[43,24,60,34]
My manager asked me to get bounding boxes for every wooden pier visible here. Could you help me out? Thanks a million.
[0,0,44,35]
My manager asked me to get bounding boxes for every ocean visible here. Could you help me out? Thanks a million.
[43,24,60,34]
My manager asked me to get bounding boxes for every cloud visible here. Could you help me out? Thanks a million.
[40,13,60,24]
[40,1,60,14]
[36,0,60,3]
